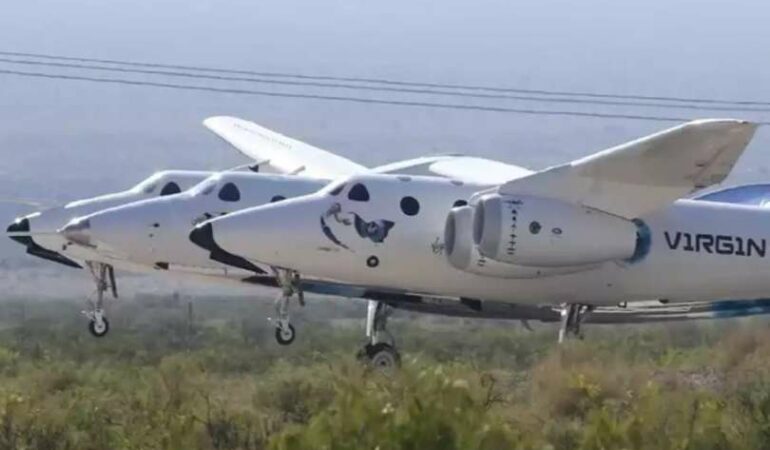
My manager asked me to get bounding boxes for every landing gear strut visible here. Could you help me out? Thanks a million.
[272,268,303,345]
[357,301,400,372]
[83,262,117,338]
[558,303,593,343]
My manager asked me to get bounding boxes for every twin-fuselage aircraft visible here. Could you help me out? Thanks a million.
[7,116,770,369]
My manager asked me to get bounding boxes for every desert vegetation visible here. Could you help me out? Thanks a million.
[0,295,768,449]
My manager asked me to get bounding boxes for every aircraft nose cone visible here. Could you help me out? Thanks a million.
[189,222,217,253]
[7,217,32,246]
[60,218,92,247]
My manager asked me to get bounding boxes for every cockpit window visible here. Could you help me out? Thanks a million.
[160,182,181,196]
[348,183,370,202]
[218,182,241,202]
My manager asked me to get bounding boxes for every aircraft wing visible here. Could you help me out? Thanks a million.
[428,156,532,184]
[204,116,366,178]
[373,155,532,185]
[498,119,758,218]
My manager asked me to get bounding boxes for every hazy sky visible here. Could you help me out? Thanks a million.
[1,0,769,268]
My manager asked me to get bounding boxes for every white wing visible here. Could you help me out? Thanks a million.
[373,155,532,185]
[499,119,758,218]
[204,116,366,178]
[429,156,532,184]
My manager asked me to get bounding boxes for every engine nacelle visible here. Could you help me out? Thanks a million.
[444,206,594,278]
[473,194,637,267]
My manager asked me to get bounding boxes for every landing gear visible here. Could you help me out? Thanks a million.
[357,301,400,372]
[359,342,400,370]
[271,268,303,345]
[88,313,110,337]
[274,323,296,345]
[558,303,593,343]
[83,262,117,338]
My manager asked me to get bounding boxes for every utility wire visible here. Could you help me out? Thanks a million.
[1,49,768,107]
[1,57,770,114]
[0,68,721,123]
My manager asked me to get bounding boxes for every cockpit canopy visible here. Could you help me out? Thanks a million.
[187,172,329,205]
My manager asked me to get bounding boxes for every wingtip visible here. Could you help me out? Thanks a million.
[202,115,241,128]
[687,118,758,129]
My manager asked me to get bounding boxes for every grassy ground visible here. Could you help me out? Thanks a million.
[0,296,768,449]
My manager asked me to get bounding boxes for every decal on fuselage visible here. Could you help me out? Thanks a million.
[664,231,766,257]
[320,202,394,251]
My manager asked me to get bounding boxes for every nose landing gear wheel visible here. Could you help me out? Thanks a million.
[88,318,110,338]
[361,343,400,372]
[275,323,296,345]
[84,262,117,338]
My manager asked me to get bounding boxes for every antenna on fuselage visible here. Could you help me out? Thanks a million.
[220,159,272,174]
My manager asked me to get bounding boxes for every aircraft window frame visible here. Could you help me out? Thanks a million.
[348,183,370,202]
[160,181,182,196]
[218,182,241,202]
[271,195,286,203]
[453,199,468,208]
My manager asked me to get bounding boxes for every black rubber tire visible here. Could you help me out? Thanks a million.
[275,323,296,345]
[88,318,110,338]
[365,342,401,372]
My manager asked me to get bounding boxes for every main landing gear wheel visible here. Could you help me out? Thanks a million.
[357,301,401,372]
[88,316,110,338]
[275,323,296,346]
[361,342,401,372]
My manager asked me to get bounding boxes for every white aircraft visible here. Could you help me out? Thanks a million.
[9,116,769,369]
[5,116,515,342]
[6,170,217,333]
[189,119,769,364]
[4,116,367,336]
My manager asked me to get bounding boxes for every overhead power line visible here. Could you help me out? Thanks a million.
[1,57,769,114]
[0,68,715,123]
[0,50,768,107]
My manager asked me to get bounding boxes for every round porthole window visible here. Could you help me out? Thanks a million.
[529,221,542,235]
[400,196,420,216]
[366,255,380,268]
